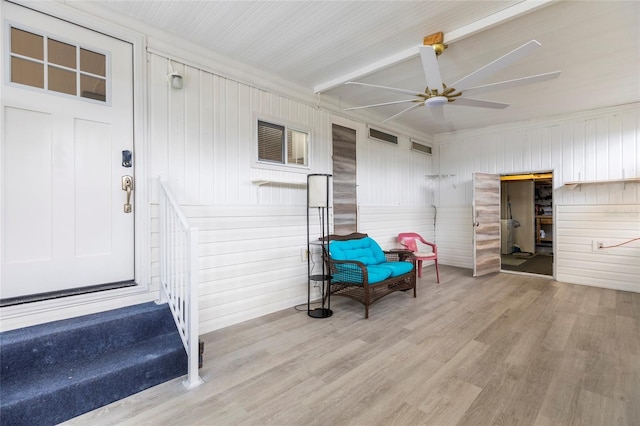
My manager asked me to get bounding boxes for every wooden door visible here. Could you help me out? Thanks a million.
[1,2,135,300]
[473,173,501,277]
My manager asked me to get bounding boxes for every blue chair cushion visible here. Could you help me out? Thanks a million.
[332,264,392,284]
[328,237,387,266]
[379,261,414,277]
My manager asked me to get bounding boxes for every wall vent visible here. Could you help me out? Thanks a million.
[411,141,432,155]
[368,127,398,145]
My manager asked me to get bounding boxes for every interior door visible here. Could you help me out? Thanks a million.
[473,173,501,277]
[1,2,135,300]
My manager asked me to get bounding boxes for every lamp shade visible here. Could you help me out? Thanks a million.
[308,174,331,208]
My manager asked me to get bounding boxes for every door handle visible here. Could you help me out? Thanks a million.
[122,175,133,213]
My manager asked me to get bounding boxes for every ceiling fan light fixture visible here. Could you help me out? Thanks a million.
[424,96,448,107]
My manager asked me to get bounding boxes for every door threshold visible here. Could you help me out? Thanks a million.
[501,269,554,280]
[0,281,136,307]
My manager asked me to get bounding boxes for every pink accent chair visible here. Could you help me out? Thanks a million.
[397,233,440,283]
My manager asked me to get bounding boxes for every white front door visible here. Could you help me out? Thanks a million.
[1,2,135,300]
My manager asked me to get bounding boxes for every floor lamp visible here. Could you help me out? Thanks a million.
[307,173,332,318]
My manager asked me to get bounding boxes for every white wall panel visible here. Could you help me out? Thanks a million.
[150,204,309,334]
[149,53,336,206]
[358,206,436,249]
[435,206,473,268]
[149,202,440,333]
[556,204,640,293]
[435,104,640,289]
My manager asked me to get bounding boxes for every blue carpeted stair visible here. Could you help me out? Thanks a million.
[0,302,187,425]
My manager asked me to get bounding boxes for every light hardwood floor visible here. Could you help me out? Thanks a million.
[66,266,640,425]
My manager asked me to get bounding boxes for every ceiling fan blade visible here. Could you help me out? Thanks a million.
[462,71,561,97]
[431,105,445,122]
[345,81,423,96]
[382,103,423,123]
[452,98,509,109]
[419,46,443,93]
[344,99,418,111]
[451,40,542,91]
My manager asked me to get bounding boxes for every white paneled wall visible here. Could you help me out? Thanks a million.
[437,105,640,206]
[435,104,640,291]
[358,136,435,206]
[150,204,437,334]
[147,53,437,332]
[150,203,307,333]
[148,53,332,205]
[556,205,640,293]
[358,206,436,247]
[435,206,474,268]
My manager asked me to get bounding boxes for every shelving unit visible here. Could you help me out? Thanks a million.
[563,177,640,190]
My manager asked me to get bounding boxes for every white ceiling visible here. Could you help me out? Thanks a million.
[94,0,640,135]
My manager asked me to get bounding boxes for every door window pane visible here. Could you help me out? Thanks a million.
[11,57,44,88]
[49,66,77,95]
[80,48,106,77]
[11,28,43,60]
[48,39,76,68]
[81,75,106,101]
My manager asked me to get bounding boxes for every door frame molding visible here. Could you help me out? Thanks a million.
[0,0,151,328]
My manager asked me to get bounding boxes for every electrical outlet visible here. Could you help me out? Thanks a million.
[592,240,607,253]
[301,247,308,261]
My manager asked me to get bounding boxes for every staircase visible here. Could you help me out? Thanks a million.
[0,302,187,425]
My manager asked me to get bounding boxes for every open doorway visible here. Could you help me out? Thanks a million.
[500,172,553,277]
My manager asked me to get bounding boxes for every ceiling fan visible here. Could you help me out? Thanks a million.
[344,32,561,123]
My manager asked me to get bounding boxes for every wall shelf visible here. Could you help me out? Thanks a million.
[251,179,307,188]
[563,177,640,190]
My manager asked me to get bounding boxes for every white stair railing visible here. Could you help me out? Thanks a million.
[158,177,203,389]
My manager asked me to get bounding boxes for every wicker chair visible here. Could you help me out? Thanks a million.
[321,233,416,318]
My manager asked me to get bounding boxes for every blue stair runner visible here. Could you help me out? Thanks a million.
[0,302,187,425]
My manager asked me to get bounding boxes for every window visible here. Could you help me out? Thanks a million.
[257,120,309,167]
[8,26,108,103]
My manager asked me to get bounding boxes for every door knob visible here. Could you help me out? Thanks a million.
[122,175,133,213]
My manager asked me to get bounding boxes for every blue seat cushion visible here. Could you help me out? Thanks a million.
[328,237,387,266]
[333,264,392,284]
[379,261,414,277]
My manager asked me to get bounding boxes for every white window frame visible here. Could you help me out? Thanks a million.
[253,114,312,173]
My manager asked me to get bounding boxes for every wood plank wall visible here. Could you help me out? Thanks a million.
[436,104,640,291]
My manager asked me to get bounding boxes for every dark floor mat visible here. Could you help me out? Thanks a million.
[502,253,553,276]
